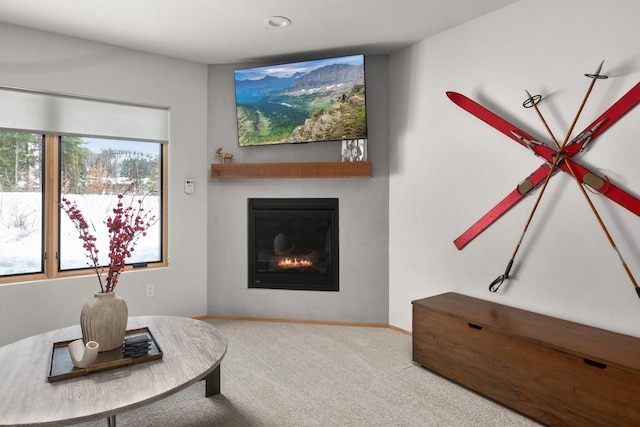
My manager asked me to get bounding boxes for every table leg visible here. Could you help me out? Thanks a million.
[205,365,221,397]
[107,415,116,426]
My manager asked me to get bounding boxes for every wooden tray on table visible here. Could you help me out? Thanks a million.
[48,327,163,382]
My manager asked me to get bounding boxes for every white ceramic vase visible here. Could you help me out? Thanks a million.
[80,291,128,352]
[69,339,100,368]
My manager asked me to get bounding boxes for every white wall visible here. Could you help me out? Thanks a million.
[0,23,209,346]
[207,57,390,323]
[389,0,640,335]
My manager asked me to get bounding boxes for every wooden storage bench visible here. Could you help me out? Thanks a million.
[412,292,640,426]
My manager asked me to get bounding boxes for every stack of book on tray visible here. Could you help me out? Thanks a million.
[123,335,151,358]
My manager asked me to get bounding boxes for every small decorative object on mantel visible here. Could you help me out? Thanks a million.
[60,182,158,352]
[341,139,367,162]
[215,147,234,163]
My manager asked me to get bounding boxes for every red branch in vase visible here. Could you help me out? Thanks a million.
[60,182,158,293]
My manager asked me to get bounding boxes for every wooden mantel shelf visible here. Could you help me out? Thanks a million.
[210,161,371,179]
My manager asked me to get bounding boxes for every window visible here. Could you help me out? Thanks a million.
[0,132,166,283]
[0,132,44,277]
[0,86,169,284]
[59,137,163,272]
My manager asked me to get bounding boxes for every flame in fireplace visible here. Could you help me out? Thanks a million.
[278,257,313,268]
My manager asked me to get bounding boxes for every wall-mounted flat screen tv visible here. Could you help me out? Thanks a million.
[234,54,367,146]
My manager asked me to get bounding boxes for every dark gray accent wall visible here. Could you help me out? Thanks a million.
[207,56,389,323]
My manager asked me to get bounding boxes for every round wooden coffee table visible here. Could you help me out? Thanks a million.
[0,316,227,426]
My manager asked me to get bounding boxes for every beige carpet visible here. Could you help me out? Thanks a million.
[77,319,541,426]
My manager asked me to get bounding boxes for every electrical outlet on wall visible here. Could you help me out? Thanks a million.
[184,179,195,194]
[145,283,155,297]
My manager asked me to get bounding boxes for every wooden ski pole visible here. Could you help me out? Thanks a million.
[489,62,605,292]
[525,86,640,297]
[489,137,564,291]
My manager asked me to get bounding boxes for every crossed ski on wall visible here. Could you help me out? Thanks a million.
[450,80,640,250]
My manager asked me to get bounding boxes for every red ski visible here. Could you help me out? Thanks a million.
[454,164,552,249]
[449,81,640,249]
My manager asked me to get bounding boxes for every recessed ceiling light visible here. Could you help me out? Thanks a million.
[265,16,292,28]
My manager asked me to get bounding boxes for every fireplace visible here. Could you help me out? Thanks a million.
[248,198,339,291]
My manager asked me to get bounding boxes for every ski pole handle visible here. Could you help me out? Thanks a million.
[489,259,514,292]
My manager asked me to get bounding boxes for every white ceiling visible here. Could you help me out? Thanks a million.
[0,0,519,64]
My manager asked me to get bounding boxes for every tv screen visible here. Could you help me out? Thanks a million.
[234,54,367,146]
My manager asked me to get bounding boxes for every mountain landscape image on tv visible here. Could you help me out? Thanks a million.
[234,54,367,146]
